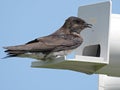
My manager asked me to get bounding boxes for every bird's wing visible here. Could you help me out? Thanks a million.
[4,34,82,53]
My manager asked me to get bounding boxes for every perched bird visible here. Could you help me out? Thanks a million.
[3,16,92,60]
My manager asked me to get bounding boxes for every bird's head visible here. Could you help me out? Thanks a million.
[63,16,92,34]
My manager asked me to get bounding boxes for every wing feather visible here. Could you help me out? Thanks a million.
[4,34,82,53]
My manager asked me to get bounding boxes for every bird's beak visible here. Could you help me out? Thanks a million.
[85,23,92,28]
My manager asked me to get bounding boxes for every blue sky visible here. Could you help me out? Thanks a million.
[0,0,120,90]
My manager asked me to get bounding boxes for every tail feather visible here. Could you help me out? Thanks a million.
[3,45,26,51]
[2,54,18,59]
[5,50,25,54]
[3,46,27,58]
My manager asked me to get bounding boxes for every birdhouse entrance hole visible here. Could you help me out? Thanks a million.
[82,44,101,57]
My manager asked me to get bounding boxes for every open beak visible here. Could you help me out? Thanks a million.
[85,23,92,28]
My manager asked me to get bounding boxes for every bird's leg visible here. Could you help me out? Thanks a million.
[42,54,49,60]
[42,51,57,61]
[42,52,52,61]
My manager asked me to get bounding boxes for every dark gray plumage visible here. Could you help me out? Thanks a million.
[3,16,92,60]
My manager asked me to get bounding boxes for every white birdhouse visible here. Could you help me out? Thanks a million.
[32,1,120,76]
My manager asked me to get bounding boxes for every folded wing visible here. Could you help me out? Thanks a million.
[4,34,82,56]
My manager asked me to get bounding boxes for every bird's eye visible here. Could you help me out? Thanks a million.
[75,20,80,24]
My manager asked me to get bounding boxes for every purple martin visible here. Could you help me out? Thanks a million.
[3,16,92,60]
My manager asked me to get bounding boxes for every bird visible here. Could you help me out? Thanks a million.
[3,16,92,60]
